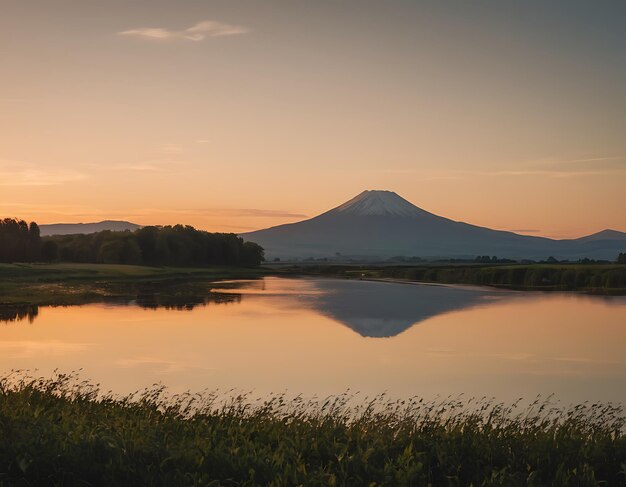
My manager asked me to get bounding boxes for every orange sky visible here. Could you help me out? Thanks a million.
[1,1,625,239]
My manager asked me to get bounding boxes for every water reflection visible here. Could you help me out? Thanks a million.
[0,305,39,323]
[2,278,623,342]
[0,277,625,403]
[0,278,523,337]
[130,290,241,310]
[306,280,507,337]
[211,278,512,337]
[0,286,242,324]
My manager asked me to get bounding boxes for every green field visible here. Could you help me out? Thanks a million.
[0,372,624,486]
[0,263,269,305]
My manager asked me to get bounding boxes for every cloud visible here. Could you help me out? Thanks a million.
[110,164,165,172]
[123,207,307,219]
[118,20,249,42]
[159,143,183,154]
[530,155,626,174]
[0,159,87,186]
[0,203,305,227]
[189,208,308,219]
[377,155,626,180]
[108,157,188,173]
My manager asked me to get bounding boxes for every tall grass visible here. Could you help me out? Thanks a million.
[293,264,626,293]
[1,372,625,486]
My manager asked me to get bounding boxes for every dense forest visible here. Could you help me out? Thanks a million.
[0,219,264,267]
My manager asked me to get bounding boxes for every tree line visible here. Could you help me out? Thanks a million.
[0,218,41,262]
[0,219,264,267]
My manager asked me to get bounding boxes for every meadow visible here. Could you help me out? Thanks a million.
[0,263,267,305]
[0,372,625,486]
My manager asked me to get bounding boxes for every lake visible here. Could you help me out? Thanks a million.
[1,277,625,404]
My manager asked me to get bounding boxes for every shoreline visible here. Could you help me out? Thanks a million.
[352,276,626,295]
[282,263,626,295]
[1,262,626,307]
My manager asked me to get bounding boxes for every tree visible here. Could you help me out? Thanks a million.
[618,253,626,264]
[40,241,59,262]
[41,224,265,267]
[27,222,41,260]
[0,218,42,262]
[241,241,265,266]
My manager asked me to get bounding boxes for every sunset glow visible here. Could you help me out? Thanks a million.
[1,1,625,237]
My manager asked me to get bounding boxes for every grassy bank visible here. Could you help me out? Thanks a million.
[286,263,626,293]
[0,373,625,486]
[0,263,269,305]
[2,262,626,306]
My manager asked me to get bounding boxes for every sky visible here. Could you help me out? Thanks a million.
[1,0,625,238]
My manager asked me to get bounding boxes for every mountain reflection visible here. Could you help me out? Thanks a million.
[306,279,506,337]
[1,277,510,337]
[211,277,512,338]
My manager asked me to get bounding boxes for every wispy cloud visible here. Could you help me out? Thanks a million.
[0,159,87,186]
[189,208,308,219]
[0,203,305,226]
[377,155,626,180]
[108,157,187,173]
[118,20,249,42]
[159,143,183,154]
[110,163,165,172]
[126,207,308,219]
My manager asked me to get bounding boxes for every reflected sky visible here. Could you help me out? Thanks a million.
[1,277,625,404]
[211,278,511,337]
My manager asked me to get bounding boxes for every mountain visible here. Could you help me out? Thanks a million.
[40,220,141,236]
[241,190,626,261]
[573,229,626,242]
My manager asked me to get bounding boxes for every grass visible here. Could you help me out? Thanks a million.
[286,263,626,294]
[0,263,269,305]
[2,262,626,306]
[1,372,625,486]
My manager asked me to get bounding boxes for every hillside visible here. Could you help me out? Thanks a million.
[39,220,141,236]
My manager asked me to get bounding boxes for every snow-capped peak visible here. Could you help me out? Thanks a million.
[329,190,428,217]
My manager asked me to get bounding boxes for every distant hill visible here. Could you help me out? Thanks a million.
[241,190,626,261]
[573,229,626,242]
[40,220,141,236]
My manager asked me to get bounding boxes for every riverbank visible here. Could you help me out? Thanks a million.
[282,263,626,294]
[0,263,269,305]
[2,262,626,306]
[1,372,624,486]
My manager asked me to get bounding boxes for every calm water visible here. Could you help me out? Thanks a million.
[1,277,625,404]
